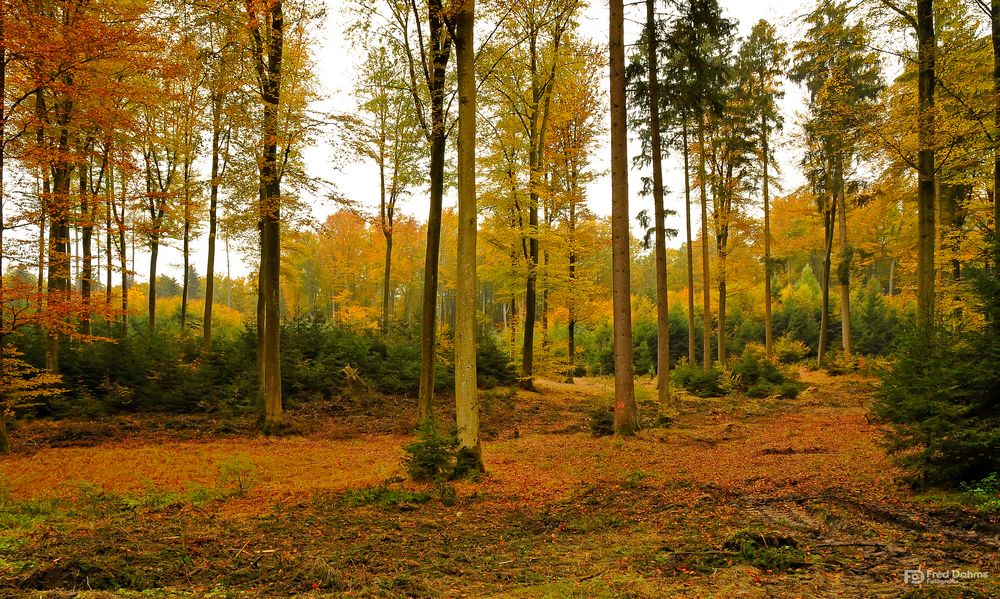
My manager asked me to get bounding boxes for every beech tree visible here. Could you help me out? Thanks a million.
[878,0,936,330]
[342,44,424,332]
[481,0,583,389]
[244,0,286,430]
[453,0,482,475]
[609,0,636,435]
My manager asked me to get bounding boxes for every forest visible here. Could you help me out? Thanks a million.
[0,0,998,596]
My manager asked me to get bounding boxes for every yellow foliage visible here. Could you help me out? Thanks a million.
[1,347,63,414]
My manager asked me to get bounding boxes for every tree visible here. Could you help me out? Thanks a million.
[610,0,636,435]
[453,0,482,475]
[480,0,582,389]
[880,0,936,330]
[739,20,786,358]
[645,0,671,411]
[791,0,881,364]
[546,44,604,382]
[245,0,286,431]
[197,0,244,349]
[668,0,734,369]
[342,44,424,332]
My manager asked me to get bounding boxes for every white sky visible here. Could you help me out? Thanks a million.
[157,0,812,281]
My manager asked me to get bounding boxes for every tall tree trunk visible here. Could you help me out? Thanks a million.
[256,247,265,417]
[646,0,671,411]
[379,163,392,332]
[204,94,222,348]
[717,250,727,362]
[36,91,47,297]
[682,118,696,363]
[697,113,712,369]
[509,294,517,358]
[180,160,192,330]
[382,232,393,330]
[610,0,637,435]
[454,0,482,475]
[113,181,128,333]
[566,200,577,383]
[991,0,1000,329]
[0,16,7,454]
[47,129,72,374]
[837,178,851,354]
[80,157,92,337]
[888,256,895,296]
[762,120,774,357]
[254,0,284,431]
[818,160,839,366]
[418,118,446,425]
[416,0,450,427]
[148,231,158,331]
[105,163,112,308]
[915,0,935,330]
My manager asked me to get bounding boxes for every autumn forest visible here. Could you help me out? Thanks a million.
[0,0,999,596]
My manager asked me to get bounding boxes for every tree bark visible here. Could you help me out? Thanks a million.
[566,200,576,383]
[180,160,192,330]
[610,0,637,435]
[79,154,92,337]
[148,231,158,331]
[991,0,1000,330]
[382,232,393,330]
[837,177,851,354]
[204,94,222,349]
[47,129,72,373]
[682,118,696,363]
[416,0,451,427]
[697,113,712,369]
[818,158,839,366]
[379,156,394,332]
[251,0,285,431]
[915,0,935,331]
[646,0,671,411]
[454,0,482,475]
[105,165,112,307]
[762,118,773,357]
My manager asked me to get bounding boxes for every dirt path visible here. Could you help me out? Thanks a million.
[0,372,997,597]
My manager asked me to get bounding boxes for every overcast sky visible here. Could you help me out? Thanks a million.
[162,0,813,281]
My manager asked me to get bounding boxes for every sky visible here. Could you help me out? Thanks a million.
[159,0,813,282]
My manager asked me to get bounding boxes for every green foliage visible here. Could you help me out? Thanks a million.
[589,406,615,437]
[731,344,801,399]
[581,311,693,377]
[773,266,822,351]
[745,382,778,398]
[402,423,457,483]
[779,381,802,399]
[671,361,730,398]
[875,326,1000,487]
[12,312,515,418]
[217,454,256,497]
[960,473,1000,513]
[342,486,431,508]
[723,529,809,572]
[622,470,652,489]
[852,279,904,356]
[822,350,858,376]
[774,333,810,364]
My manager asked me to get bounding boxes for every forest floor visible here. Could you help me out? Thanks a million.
[1,370,998,598]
